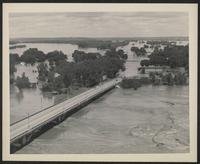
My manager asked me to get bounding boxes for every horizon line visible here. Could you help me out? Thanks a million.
[10,36,189,39]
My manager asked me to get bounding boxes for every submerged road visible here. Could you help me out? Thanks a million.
[10,78,122,142]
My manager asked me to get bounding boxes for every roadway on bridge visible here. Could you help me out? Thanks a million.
[10,78,122,142]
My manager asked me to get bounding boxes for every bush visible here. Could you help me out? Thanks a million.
[162,73,174,86]
[10,76,15,84]
[20,48,46,64]
[15,72,31,89]
[41,82,54,92]
[41,73,65,92]
[37,63,49,81]
[72,50,101,63]
[131,47,146,56]
[139,77,151,85]
[140,59,150,67]
[46,50,67,64]
[174,72,187,85]
[121,78,142,90]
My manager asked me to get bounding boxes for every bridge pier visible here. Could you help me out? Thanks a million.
[11,131,34,153]
[22,135,27,145]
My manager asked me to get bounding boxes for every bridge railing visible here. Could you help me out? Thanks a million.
[10,86,97,126]
[10,78,121,141]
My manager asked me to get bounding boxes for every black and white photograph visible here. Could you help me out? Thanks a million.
[2,3,198,162]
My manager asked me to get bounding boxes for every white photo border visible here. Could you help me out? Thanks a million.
[2,3,198,162]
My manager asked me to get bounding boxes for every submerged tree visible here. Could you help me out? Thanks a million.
[46,50,67,64]
[131,47,146,56]
[37,63,49,81]
[20,48,46,64]
[141,45,189,69]
[15,72,31,89]
[10,53,20,75]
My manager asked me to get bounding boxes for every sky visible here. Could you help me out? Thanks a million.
[9,12,188,38]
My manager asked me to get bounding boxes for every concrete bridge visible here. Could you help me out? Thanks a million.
[10,78,122,153]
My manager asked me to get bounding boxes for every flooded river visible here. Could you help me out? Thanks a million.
[10,41,139,123]
[11,41,189,153]
[17,85,189,154]
[10,43,106,124]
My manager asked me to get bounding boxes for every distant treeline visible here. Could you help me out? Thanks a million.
[146,40,176,46]
[77,40,129,49]
[9,36,188,44]
[9,44,26,49]
[9,38,129,50]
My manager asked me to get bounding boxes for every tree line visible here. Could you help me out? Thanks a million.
[131,47,146,56]
[77,40,129,50]
[121,71,188,90]
[10,48,127,91]
[40,49,126,92]
[10,48,67,75]
[140,45,189,69]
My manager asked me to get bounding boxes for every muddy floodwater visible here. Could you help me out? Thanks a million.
[11,41,189,154]
[17,85,189,154]
[10,41,140,123]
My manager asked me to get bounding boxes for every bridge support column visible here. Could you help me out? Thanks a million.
[22,136,27,145]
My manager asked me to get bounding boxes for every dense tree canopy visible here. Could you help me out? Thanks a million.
[140,45,189,69]
[10,48,68,65]
[71,53,125,87]
[15,72,31,89]
[144,44,149,48]
[20,48,46,64]
[72,50,101,63]
[105,49,128,60]
[11,46,126,91]
[121,78,142,90]
[140,59,150,67]
[131,47,146,56]
[37,63,49,81]
[46,50,67,64]
[55,60,74,88]
[116,49,128,60]
[40,48,126,91]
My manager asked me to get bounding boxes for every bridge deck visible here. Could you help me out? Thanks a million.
[10,78,122,143]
